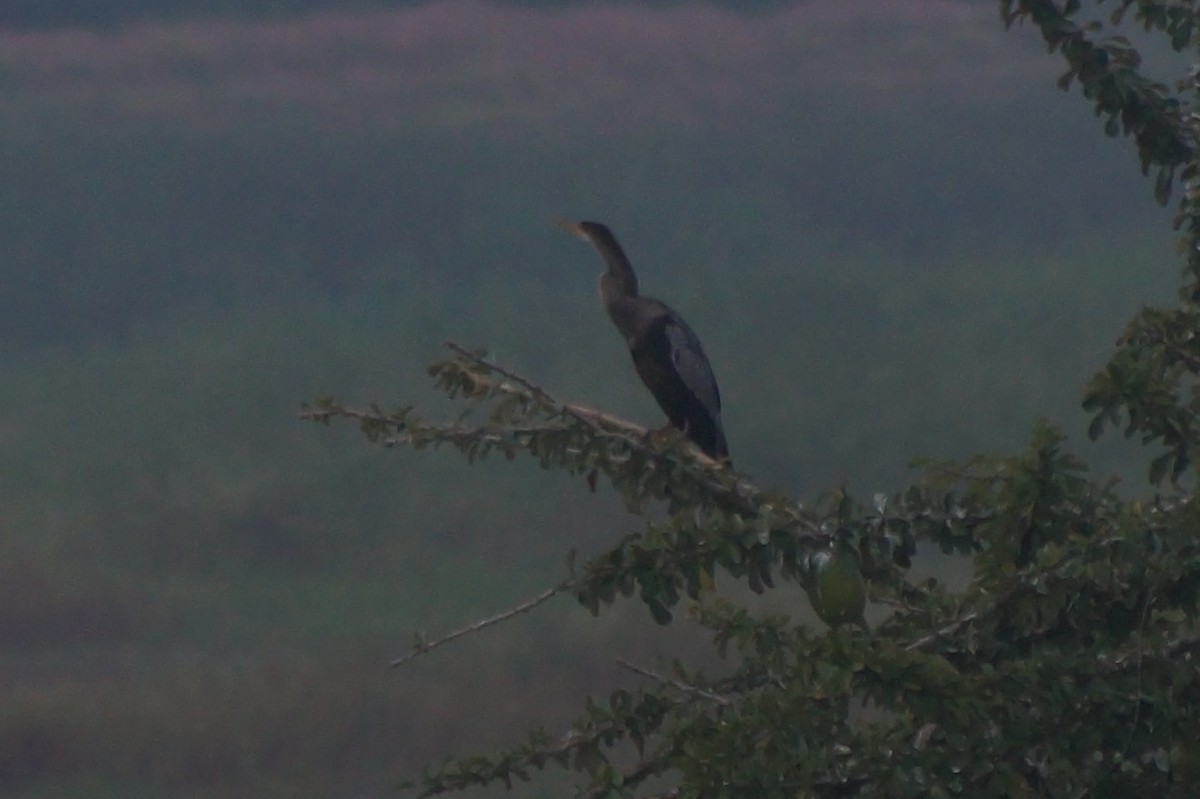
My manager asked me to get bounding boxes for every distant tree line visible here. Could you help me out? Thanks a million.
[0,0,800,31]
[0,0,390,29]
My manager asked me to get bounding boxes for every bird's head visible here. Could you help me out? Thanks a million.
[554,218,621,251]
[553,218,591,242]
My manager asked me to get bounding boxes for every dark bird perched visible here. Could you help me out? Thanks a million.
[559,220,729,462]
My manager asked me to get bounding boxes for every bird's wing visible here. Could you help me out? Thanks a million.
[663,316,722,417]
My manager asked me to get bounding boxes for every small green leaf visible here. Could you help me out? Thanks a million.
[647,597,673,625]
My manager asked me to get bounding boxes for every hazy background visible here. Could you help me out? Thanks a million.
[0,1,1181,796]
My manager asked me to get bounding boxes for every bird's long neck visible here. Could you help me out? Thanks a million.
[577,222,643,338]
[596,239,639,300]
[599,271,642,341]
[594,235,641,333]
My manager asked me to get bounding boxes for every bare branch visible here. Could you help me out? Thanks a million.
[445,341,556,401]
[391,581,572,668]
[616,658,732,707]
[904,611,980,652]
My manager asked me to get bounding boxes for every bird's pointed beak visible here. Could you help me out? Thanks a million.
[552,217,587,241]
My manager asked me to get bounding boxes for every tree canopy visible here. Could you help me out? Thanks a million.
[309,1,1200,795]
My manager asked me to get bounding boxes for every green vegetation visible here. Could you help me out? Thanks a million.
[0,2,1190,796]
[316,1,1200,796]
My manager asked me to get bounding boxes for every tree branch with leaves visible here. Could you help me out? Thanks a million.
[304,4,1200,795]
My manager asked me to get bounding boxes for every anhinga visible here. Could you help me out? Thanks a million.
[559,220,730,462]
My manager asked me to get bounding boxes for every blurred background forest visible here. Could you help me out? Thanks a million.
[0,0,1183,796]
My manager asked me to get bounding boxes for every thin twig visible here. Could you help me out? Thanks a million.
[445,341,556,403]
[903,611,980,652]
[579,751,674,799]
[616,658,732,706]
[391,580,573,667]
[1100,633,1200,674]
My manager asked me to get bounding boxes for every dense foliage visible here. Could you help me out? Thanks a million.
[309,2,1200,796]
